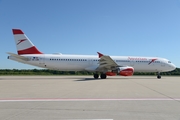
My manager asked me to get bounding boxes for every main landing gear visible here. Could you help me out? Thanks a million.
[93,73,107,79]
[100,73,107,79]
[157,72,161,79]
[93,73,99,79]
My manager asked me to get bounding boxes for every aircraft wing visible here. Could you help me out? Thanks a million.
[7,52,29,61]
[96,52,118,71]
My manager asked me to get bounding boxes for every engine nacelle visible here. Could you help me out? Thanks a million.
[106,66,134,76]
[106,72,116,76]
[118,66,134,76]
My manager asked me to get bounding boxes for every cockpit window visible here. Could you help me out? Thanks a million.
[168,61,171,63]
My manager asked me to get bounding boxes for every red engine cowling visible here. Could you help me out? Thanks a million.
[106,66,134,76]
[119,66,134,76]
[106,72,116,76]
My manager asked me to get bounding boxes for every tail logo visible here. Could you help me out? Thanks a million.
[17,39,27,45]
[148,59,157,65]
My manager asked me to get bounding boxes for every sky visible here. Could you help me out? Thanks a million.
[0,0,180,69]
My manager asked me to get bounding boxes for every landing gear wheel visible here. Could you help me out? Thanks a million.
[100,73,107,79]
[157,75,161,79]
[93,73,99,79]
[157,72,161,79]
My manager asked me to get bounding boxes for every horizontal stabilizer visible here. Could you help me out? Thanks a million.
[7,52,29,61]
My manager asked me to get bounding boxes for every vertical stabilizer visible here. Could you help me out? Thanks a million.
[12,29,42,55]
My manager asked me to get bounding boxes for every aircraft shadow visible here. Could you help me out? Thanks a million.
[75,77,130,81]
[75,78,101,81]
[75,77,159,81]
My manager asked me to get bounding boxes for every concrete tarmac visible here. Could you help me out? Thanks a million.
[0,76,180,120]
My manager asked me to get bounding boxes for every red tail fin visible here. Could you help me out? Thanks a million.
[12,29,43,55]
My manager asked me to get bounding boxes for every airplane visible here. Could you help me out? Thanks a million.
[7,29,176,79]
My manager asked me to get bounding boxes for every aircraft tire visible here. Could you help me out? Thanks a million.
[157,72,161,79]
[93,73,99,79]
[157,75,161,79]
[100,73,107,79]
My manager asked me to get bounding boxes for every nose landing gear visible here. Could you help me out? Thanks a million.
[157,72,161,79]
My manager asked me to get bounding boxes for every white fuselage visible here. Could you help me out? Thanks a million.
[9,54,176,73]
[9,28,177,79]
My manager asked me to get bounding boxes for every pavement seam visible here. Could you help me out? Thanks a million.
[129,80,180,104]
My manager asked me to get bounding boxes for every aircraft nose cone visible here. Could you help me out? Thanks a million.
[171,64,176,71]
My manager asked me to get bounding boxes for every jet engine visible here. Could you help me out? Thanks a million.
[118,66,134,76]
[106,66,134,76]
[106,72,116,76]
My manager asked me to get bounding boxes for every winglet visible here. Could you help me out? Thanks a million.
[97,52,103,58]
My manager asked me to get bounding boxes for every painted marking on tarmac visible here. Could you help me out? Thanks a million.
[0,98,180,102]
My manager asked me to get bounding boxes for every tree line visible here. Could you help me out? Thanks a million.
[0,68,180,76]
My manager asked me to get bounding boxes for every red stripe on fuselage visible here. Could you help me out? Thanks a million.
[18,46,43,55]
